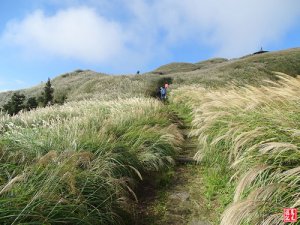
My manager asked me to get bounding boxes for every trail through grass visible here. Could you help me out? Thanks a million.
[170,73,300,225]
[136,108,222,225]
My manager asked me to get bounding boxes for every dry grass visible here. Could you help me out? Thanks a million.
[170,73,300,224]
[0,97,183,224]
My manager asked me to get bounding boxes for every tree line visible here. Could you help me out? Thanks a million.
[1,78,62,116]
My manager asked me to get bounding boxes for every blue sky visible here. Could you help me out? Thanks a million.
[0,0,299,91]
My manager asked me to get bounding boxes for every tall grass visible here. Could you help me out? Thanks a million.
[0,97,183,224]
[170,73,300,224]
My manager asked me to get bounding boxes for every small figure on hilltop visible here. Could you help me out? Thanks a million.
[160,86,166,100]
[136,70,140,75]
[253,47,269,55]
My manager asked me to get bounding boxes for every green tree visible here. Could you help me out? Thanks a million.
[37,95,45,107]
[26,97,38,110]
[42,78,54,107]
[3,93,26,116]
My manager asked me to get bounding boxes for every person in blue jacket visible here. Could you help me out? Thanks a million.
[160,86,166,100]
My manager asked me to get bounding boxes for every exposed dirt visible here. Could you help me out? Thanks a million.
[135,129,216,225]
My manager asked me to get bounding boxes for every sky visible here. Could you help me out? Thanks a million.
[0,0,299,91]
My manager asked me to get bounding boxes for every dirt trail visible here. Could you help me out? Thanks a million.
[135,128,215,225]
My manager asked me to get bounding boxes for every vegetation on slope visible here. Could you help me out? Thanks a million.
[0,98,183,224]
[170,73,300,224]
[1,48,300,107]
[0,47,299,224]
[168,48,300,88]
[2,79,55,116]
[153,62,200,74]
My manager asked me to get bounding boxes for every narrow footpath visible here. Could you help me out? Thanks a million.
[135,124,217,225]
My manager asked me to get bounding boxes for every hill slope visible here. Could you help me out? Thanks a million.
[0,47,300,225]
[0,47,300,106]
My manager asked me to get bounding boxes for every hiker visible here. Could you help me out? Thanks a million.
[164,82,169,89]
[164,82,169,96]
[136,70,140,75]
[160,86,166,100]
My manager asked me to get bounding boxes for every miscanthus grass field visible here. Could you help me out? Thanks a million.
[170,73,300,225]
[0,98,183,224]
[1,73,300,225]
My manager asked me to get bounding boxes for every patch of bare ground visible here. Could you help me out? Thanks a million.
[135,131,218,225]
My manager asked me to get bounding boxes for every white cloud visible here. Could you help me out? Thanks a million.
[2,7,127,63]
[1,0,299,66]
[86,0,300,59]
[133,0,300,57]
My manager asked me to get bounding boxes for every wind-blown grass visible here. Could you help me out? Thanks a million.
[170,73,300,224]
[0,97,183,224]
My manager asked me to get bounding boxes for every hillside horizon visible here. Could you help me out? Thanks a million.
[0,47,300,107]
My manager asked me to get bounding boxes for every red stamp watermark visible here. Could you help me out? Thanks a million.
[284,208,298,223]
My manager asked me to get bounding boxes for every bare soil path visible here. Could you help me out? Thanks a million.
[135,128,217,225]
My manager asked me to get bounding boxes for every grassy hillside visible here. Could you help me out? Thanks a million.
[0,47,299,224]
[0,98,183,224]
[1,48,300,107]
[167,48,300,87]
[170,73,300,224]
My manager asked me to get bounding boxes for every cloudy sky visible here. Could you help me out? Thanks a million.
[0,0,299,91]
